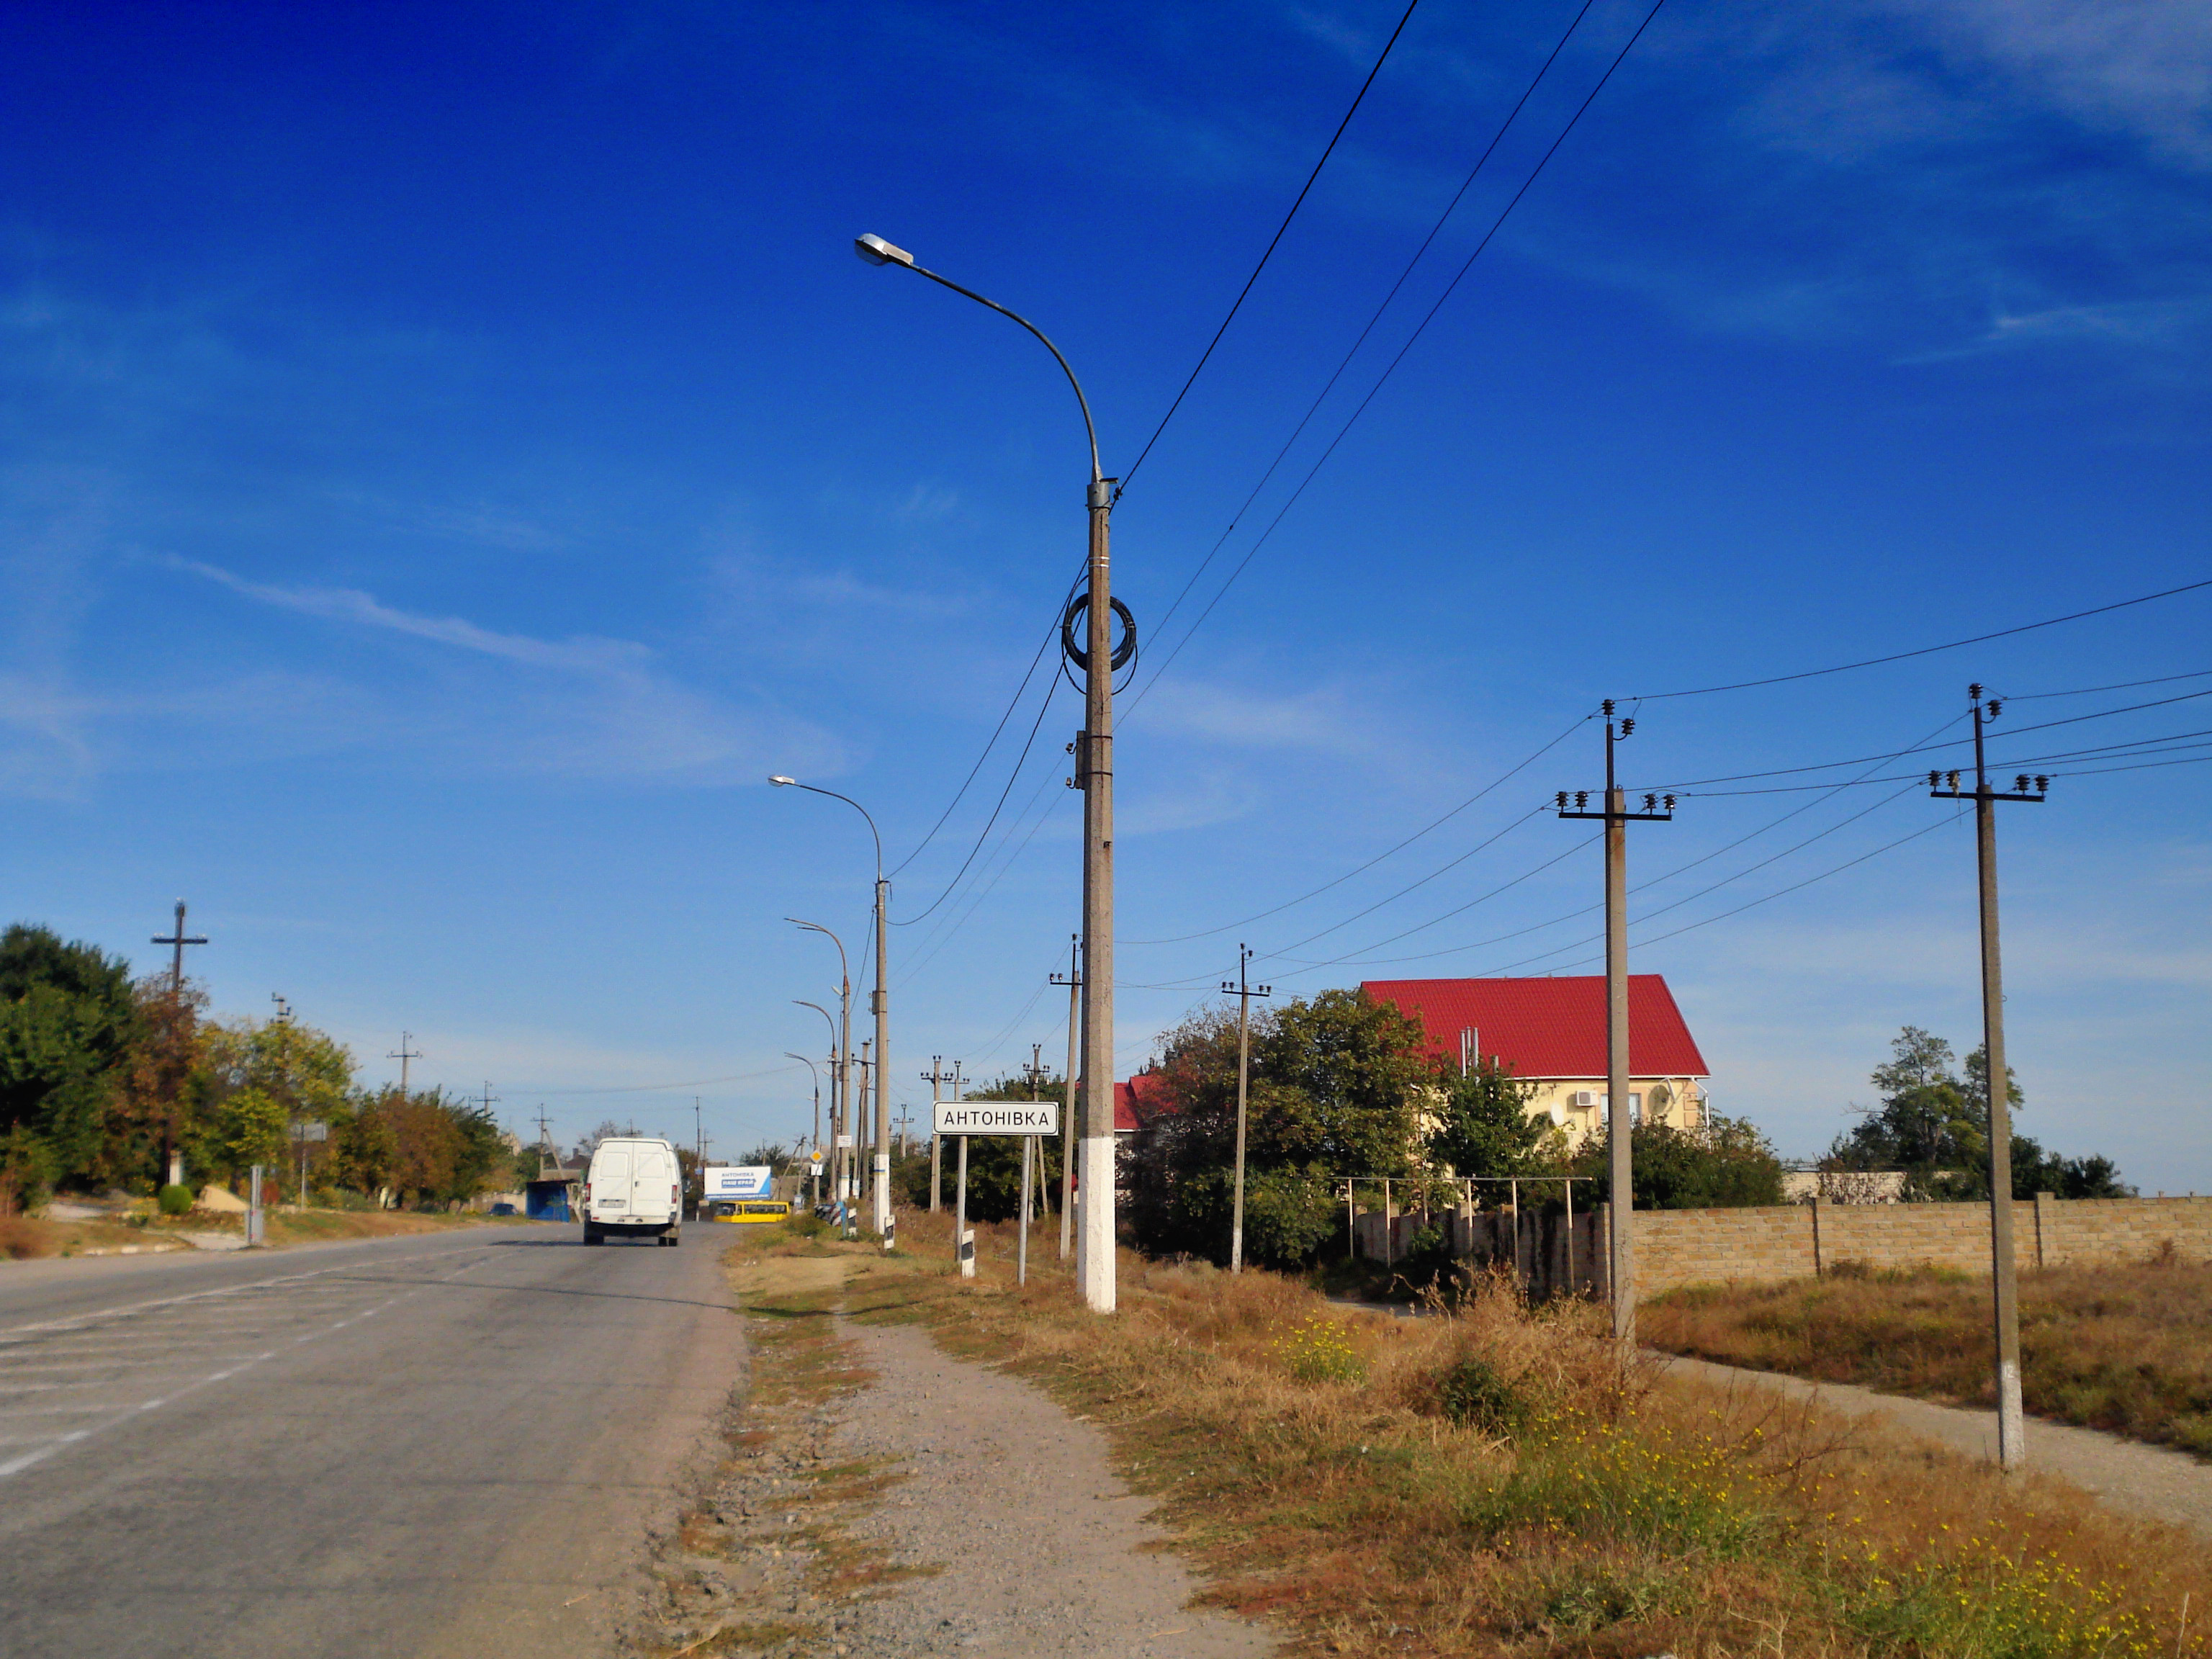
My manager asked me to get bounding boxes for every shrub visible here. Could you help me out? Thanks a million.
[1434,1354,1528,1434]
[157,1183,193,1216]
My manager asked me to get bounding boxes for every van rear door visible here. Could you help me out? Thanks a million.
[631,1144,674,1221]
[593,1144,631,1218]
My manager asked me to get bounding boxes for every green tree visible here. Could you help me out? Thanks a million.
[1830,1025,2133,1200]
[1570,1115,1786,1210]
[1426,1062,1548,1179]
[1125,988,1434,1267]
[208,1085,289,1175]
[0,925,140,1187]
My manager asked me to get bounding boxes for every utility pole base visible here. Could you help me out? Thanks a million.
[1078,1134,1115,1312]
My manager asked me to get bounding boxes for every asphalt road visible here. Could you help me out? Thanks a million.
[0,1226,745,1658]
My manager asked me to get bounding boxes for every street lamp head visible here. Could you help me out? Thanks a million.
[768,774,796,786]
[854,234,913,268]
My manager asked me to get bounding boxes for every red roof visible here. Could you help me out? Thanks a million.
[1360,976,1708,1079]
[1113,1074,1169,1133]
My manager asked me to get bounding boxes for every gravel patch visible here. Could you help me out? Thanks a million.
[823,1319,1276,1658]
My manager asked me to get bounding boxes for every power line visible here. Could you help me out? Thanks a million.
[1126,0,1604,655]
[1124,714,1586,944]
[886,556,1087,884]
[1646,686,2212,791]
[890,639,1064,925]
[1261,707,1965,977]
[1114,0,1424,503]
[1127,0,1671,706]
[1632,576,2212,701]
[2009,666,2212,701]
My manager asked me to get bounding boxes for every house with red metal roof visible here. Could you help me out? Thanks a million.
[1360,975,1710,1148]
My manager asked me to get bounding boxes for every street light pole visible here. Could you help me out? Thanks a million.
[855,232,1120,1311]
[793,1002,840,1209]
[788,924,850,1226]
[773,781,893,1247]
[784,1051,821,1207]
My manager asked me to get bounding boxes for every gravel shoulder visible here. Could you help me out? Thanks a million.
[635,1250,1276,1658]
[1655,1350,2212,1544]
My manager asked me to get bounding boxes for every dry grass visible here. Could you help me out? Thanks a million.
[0,1205,534,1261]
[847,1208,2211,1658]
[1645,1256,2212,1457]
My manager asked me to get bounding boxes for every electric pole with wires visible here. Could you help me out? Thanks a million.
[1051,935,1081,1260]
[1929,684,2048,1473]
[1557,701,1674,1357]
[1220,945,1272,1274]
[920,1056,958,1212]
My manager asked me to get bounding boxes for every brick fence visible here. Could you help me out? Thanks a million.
[1352,1194,2212,1295]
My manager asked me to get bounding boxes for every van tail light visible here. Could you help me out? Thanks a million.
[671,1184,679,1205]
[582,1182,591,1203]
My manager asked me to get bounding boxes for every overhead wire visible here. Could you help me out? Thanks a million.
[1630,576,2212,701]
[1123,714,1587,944]
[1113,0,1425,503]
[1125,0,1671,709]
[1125,0,1604,655]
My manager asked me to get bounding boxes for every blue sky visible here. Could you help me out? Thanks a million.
[3,0,2208,1182]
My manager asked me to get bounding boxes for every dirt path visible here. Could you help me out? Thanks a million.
[633,1251,1276,1658]
[1656,1351,2212,1544]
[822,1318,1274,1658]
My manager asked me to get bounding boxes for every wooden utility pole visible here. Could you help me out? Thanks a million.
[1557,702,1673,1355]
[1051,936,1081,1260]
[1220,945,1272,1274]
[1930,685,2047,1473]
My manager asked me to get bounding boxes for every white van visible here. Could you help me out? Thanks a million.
[580,1136,683,1246]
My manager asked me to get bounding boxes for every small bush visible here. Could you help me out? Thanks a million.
[1273,1314,1367,1384]
[783,1210,830,1240]
[157,1184,194,1217]
[1435,1354,1528,1434]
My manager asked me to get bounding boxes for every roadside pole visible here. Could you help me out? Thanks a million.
[1557,703,1674,1356]
[1221,945,1271,1274]
[952,1069,974,1277]
[246,1164,264,1247]
[922,1057,954,1213]
[1052,936,1081,1260]
[1929,686,2047,1473]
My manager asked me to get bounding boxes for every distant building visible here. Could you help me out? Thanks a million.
[1360,974,1711,1150]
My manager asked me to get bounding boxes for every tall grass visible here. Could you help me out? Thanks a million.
[853,1210,2208,1656]
[1646,1256,2212,1457]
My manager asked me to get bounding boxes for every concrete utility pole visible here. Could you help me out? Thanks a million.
[1557,702,1674,1356]
[1930,685,2048,1473]
[894,1105,914,1159]
[1051,936,1081,1260]
[786,1052,822,1194]
[949,1062,973,1278]
[152,899,207,996]
[855,232,1123,1313]
[387,1033,421,1100]
[921,1056,957,1213]
[1221,945,1272,1274]
[793,998,840,1203]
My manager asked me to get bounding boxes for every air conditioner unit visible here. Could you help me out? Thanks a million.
[1570,1090,1601,1110]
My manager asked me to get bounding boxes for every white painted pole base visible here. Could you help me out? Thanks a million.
[1078,1134,1115,1312]
[872,1153,892,1246]
[1998,1359,2026,1471]
[958,1228,976,1279]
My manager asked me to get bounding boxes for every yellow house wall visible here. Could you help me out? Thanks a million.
[1520,1075,1707,1148]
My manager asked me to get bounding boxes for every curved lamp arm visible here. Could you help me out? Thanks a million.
[785,918,848,986]
[768,778,884,881]
[853,235,1101,487]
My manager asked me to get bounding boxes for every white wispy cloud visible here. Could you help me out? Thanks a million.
[171,558,845,784]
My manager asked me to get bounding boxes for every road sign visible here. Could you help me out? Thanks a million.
[835,1134,855,1148]
[931,1100,1058,1136]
